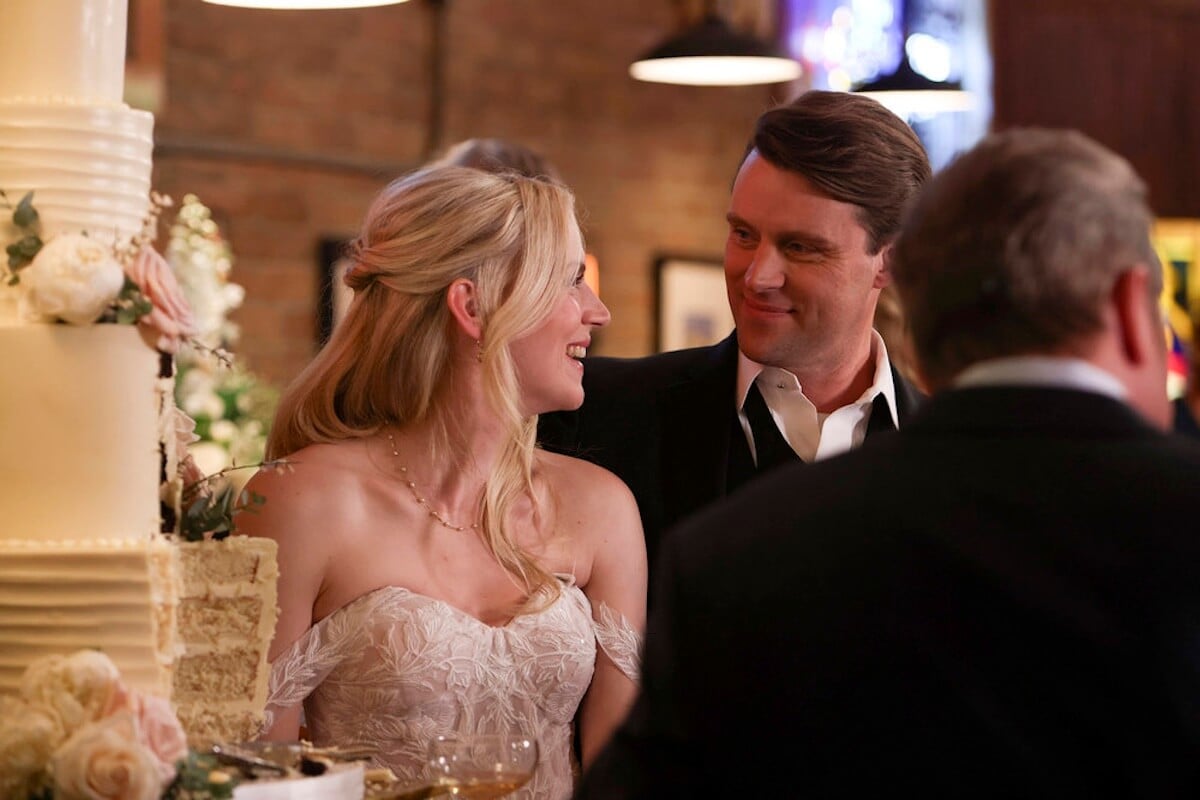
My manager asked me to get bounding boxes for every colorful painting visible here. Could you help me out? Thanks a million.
[1153,218,1200,397]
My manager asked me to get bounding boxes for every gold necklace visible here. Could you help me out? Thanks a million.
[386,432,479,532]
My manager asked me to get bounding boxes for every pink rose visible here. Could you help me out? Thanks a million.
[125,247,198,354]
[132,694,188,783]
[102,684,188,784]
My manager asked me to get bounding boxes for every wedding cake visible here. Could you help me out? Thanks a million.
[0,0,278,750]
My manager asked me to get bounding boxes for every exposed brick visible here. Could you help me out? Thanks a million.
[154,0,778,383]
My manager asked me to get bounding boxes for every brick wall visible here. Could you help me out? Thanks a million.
[151,0,788,388]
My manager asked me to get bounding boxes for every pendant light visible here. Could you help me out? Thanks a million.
[630,2,801,87]
[203,0,408,8]
[852,1,973,116]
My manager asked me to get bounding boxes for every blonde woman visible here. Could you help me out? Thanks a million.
[238,166,645,799]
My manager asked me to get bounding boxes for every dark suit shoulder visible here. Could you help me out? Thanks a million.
[582,340,734,398]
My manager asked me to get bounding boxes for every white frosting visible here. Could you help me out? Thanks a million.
[0,0,132,105]
[0,538,179,697]
[0,1,281,754]
[0,1,154,249]
[0,325,161,541]
[0,102,153,244]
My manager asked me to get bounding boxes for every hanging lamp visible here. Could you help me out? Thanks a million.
[852,2,973,116]
[202,0,408,8]
[630,3,801,87]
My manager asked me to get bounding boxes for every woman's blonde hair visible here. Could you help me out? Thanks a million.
[268,165,579,601]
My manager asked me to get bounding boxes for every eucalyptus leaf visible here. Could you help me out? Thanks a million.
[6,234,41,270]
[13,191,39,228]
[115,283,153,324]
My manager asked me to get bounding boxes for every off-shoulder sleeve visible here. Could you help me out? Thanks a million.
[259,608,364,735]
[592,602,643,685]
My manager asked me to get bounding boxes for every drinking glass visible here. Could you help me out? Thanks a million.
[426,733,538,799]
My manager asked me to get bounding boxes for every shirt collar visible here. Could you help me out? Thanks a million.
[736,329,899,425]
[953,356,1128,400]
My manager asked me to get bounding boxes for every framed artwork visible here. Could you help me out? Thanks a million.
[655,256,734,353]
[1152,218,1200,398]
[1154,218,1200,339]
[317,238,354,345]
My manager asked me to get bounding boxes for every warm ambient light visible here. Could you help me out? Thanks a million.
[630,15,802,87]
[851,18,974,118]
[853,56,974,117]
[202,0,408,8]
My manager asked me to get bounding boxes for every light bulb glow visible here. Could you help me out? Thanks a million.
[203,0,408,8]
[630,56,801,87]
[856,88,975,117]
[906,33,953,82]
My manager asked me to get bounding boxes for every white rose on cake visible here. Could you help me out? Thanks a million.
[51,712,163,800]
[19,234,125,325]
[0,650,194,800]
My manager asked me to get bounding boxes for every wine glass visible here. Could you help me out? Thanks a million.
[426,733,539,799]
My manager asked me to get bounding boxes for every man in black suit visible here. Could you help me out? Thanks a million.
[576,129,1200,797]
[539,91,930,573]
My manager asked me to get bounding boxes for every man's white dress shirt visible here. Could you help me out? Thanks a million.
[735,330,900,465]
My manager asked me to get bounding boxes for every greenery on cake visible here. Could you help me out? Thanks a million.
[1,189,192,350]
[3,189,42,279]
[2,189,283,542]
[179,462,297,543]
[0,651,238,800]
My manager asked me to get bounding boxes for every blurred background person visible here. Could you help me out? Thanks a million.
[434,137,565,184]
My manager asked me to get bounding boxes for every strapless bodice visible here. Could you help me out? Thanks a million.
[265,578,637,800]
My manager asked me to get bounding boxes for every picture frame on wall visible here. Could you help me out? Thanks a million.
[1152,218,1200,398]
[1154,219,1200,332]
[655,256,734,353]
[317,237,354,345]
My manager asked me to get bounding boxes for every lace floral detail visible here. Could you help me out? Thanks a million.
[592,602,643,685]
[263,581,598,800]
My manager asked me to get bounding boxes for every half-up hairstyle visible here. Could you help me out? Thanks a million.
[267,165,580,603]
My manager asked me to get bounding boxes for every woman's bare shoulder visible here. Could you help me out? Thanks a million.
[235,441,370,540]
[535,448,632,504]
[534,449,642,542]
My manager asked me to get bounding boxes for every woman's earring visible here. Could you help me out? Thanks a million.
[475,339,484,363]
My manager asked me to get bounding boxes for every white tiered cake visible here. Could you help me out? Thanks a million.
[0,0,154,247]
[0,0,279,751]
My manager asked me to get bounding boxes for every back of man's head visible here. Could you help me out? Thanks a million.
[434,137,563,184]
[750,90,932,254]
[893,128,1163,391]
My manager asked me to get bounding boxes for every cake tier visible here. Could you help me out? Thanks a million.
[0,101,154,243]
[0,538,178,698]
[0,0,133,106]
[174,537,280,747]
[0,325,163,541]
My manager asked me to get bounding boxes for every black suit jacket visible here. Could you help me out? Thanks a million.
[538,332,923,574]
[577,387,1200,798]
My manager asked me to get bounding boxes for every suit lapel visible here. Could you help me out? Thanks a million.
[659,334,741,524]
[892,367,924,424]
[864,366,925,440]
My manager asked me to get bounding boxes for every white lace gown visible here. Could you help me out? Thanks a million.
[264,576,641,800]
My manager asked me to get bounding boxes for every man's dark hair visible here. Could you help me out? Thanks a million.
[749,90,932,254]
